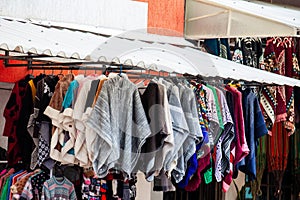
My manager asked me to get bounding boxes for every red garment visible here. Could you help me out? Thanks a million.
[9,170,27,200]
[261,39,278,133]
[0,168,14,189]
[3,78,30,166]
[225,86,249,164]
[185,153,211,192]
[273,41,287,122]
[267,122,289,192]
[284,41,298,134]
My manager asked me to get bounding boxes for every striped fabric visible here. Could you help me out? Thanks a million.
[215,88,234,182]
[42,176,77,200]
[86,75,152,178]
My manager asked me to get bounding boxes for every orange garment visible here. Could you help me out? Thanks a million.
[92,77,108,107]
[267,122,289,193]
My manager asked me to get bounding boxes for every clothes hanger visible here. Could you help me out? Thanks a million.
[53,163,64,181]
[227,80,241,88]
[56,67,64,80]
[30,68,35,79]
[283,37,292,48]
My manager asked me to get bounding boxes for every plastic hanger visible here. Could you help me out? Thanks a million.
[29,68,35,79]
[228,80,241,88]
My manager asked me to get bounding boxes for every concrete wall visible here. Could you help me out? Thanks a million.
[0,82,14,150]
[136,172,163,200]
[0,0,148,31]
[225,172,246,200]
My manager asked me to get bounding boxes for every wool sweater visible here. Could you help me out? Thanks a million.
[73,78,95,167]
[137,81,171,181]
[86,75,151,178]
[83,78,109,165]
[42,176,77,200]
[161,80,189,174]
[172,84,202,183]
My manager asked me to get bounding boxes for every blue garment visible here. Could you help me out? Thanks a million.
[177,142,201,188]
[62,80,79,110]
[204,39,219,56]
[237,89,268,180]
[61,80,79,155]
[177,126,208,188]
[203,39,232,60]
[7,170,23,200]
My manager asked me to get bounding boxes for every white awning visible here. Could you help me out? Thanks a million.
[1,17,300,86]
[185,0,300,39]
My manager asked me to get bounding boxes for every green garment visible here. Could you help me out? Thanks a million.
[0,175,11,200]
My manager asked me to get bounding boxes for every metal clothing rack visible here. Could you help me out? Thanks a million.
[0,51,280,89]
[0,87,12,91]
[0,160,22,164]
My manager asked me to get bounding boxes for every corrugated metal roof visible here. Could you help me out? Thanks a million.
[1,17,300,87]
[0,18,108,59]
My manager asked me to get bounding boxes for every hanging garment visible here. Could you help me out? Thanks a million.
[263,37,299,194]
[206,84,224,142]
[11,170,40,197]
[5,170,25,200]
[220,88,237,192]
[86,75,152,178]
[42,176,77,200]
[72,77,98,167]
[20,171,49,200]
[250,135,267,200]
[43,74,74,164]
[160,79,190,175]
[202,85,218,149]
[292,87,300,177]
[177,142,201,189]
[184,153,211,192]
[137,81,173,181]
[260,86,276,134]
[30,75,58,170]
[183,84,212,192]
[284,38,300,135]
[177,83,211,189]
[9,170,27,199]
[153,79,190,192]
[273,39,287,122]
[0,169,14,191]
[172,83,202,183]
[84,77,108,164]
[225,86,249,166]
[233,38,263,69]
[267,122,289,195]
[60,78,81,165]
[237,88,268,180]
[3,75,34,167]
[203,39,232,60]
[214,88,234,183]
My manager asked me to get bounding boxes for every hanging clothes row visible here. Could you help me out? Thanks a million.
[0,168,51,200]
[2,68,270,199]
[221,36,300,199]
